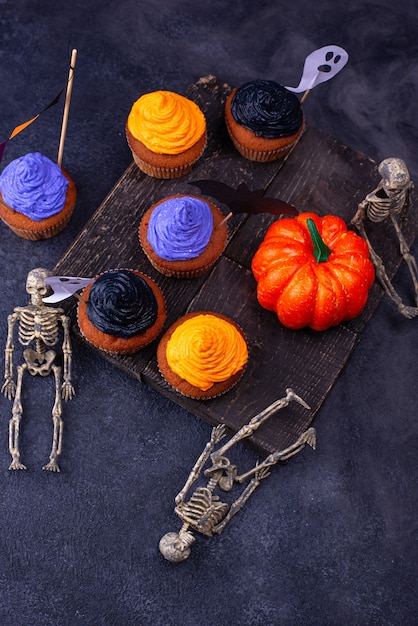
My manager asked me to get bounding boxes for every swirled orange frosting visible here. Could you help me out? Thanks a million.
[166,314,248,391]
[127,91,206,155]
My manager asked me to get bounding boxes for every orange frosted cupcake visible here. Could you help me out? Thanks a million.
[77,269,166,355]
[126,90,207,179]
[0,152,76,240]
[157,311,248,399]
[139,194,227,278]
[225,80,304,162]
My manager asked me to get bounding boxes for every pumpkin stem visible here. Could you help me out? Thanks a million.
[307,217,332,263]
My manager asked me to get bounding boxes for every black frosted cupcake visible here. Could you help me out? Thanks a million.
[225,79,304,162]
[77,269,166,355]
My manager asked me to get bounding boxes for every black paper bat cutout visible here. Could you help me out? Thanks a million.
[188,180,298,217]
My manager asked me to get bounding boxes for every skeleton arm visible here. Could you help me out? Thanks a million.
[2,311,19,400]
[351,198,368,227]
[60,314,75,401]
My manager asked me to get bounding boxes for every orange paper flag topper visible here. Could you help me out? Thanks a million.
[0,84,66,162]
[8,114,40,140]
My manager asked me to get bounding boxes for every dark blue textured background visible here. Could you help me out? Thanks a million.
[0,1,417,624]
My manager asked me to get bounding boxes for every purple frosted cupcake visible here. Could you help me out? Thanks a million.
[139,194,227,278]
[0,152,76,240]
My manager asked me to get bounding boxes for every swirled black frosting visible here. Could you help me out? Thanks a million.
[231,80,302,138]
[87,270,158,338]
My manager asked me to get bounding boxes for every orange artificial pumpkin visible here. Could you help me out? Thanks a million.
[251,212,375,331]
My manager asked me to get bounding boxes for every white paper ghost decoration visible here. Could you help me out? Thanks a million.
[43,276,94,303]
[285,45,349,93]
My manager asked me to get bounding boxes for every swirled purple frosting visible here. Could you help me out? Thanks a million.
[87,270,158,339]
[147,196,213,261]
[0,152,69,220]
[231,80,303,138]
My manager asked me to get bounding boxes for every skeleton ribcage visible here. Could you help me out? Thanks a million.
[18,309,60,349]
[176,487,229,536]
[366,191,407,222]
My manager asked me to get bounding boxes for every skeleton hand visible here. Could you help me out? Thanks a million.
[211,424,226,445]
[2,377,16,400]
[253,462,271,483]
[61,381,75,401]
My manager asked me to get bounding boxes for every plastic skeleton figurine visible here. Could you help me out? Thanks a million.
[159,388,316,562]
[351,157,418,318]
[2,268,74,471]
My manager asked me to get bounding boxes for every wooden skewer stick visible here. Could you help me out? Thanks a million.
[57,48,77,167]
[300,88,311,104]
[219,212,233,226]
[280,86,312,166]
[70,291,88,304]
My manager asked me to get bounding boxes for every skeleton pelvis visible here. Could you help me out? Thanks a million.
[24,348,56,376]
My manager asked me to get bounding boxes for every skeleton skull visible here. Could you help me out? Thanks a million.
[26,268,53,306]
[379,157,411,198]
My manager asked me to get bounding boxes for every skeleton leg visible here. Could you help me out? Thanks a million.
[9,364,27,470]
[43,365,63,472]
[235,427,316,484]
[354,217,418,318]
[211,388,309,463]
[213,428,316,534]
[212,466,271,535]
[390,213,418,306]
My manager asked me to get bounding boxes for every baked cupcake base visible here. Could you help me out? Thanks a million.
[77,270,166,355]
[139,195,228,279]
[157,311,247,400]
[0,170,76,240]
[126,127,207,179]
[225,89,305,162]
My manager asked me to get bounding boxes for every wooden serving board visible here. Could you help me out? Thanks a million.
[54,75,418,455]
